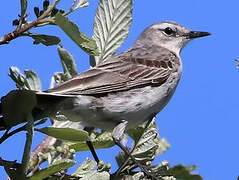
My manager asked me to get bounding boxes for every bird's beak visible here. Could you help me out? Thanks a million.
[186,31,211,39]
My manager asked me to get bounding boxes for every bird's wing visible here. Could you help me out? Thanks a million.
[45,54,178,95]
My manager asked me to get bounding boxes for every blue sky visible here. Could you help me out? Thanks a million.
[0,0,239,179]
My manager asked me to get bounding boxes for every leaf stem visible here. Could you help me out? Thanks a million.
[21,113,34,174]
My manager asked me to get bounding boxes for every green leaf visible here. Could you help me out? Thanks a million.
[26,33,61,46]
[168,164,202,180]
[36,127,90,142]
[54,13,99,56]
[116,119,165,172]
[69,131,114,151]
[71,0,89,11]
[9,67,28,90]
[24,70,42,91]
[9,67,42,91]
[72,158,110,180]
[51,72,68,86]
[128,119,160,164]
[72,158,97,177]
[1,90,37,128]
[19,0,27,27]
[93,0,133,65]
[20,0,27,17]
[57,45,78,79]
[30,159,76,180]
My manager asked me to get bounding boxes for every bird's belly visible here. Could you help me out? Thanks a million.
[54,73,180,130]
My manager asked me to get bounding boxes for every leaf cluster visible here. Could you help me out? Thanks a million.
[0,0,203,179]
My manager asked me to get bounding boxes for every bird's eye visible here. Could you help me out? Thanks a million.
[163,27,174,35]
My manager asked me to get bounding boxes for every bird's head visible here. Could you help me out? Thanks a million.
[135,21,210,56]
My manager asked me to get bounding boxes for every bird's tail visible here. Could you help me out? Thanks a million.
[0,90,72,130]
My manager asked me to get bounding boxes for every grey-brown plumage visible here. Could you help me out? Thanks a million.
[0,21,210,130]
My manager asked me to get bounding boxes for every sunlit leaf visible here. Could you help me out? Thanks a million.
[55,13,99,56]
[24,70,42,91]
[128,119,160,164]
[69,131,114,151]
[9,67,27,90]
[72,158,110,180]
[93,0,133,65]
[72,0,89,10]
[36,127,90,142]
[9,67,42,91]
[116,119,164,172]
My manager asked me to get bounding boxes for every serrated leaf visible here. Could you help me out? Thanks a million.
[57,45,78,79]
[26,33,61,46]
[72,158,110,180]
[168,164,202,180]
[24,70,42,91]
[72,158,97,177]
[69,131,114,151]
[54,13,99,56]
[128,119,159,164]
[30,159,75,180]
[93,0,133,65]
[116,119,162,172]
[36,127,90,142]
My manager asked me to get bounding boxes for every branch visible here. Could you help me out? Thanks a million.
[0,0,60,45]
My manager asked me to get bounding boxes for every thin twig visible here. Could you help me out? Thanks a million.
[0,119,47,144]
[0,125,26,144]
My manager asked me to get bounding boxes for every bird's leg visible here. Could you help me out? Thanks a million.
[84,127,99,163]
[112,121,153,178]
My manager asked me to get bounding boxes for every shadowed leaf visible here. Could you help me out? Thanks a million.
[57,45,78,79]
[30,159,75,180]
[25,33,61,46]
[1,90,37,128]
[19,0,27,26]
[168,164,202,180]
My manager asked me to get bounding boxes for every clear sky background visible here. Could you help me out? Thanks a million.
[0,0,238,179]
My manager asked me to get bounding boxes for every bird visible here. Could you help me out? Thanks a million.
[31,21,210,131]
[0,21,210,176]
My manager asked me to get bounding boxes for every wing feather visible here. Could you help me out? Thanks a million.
[46,54,177,95]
